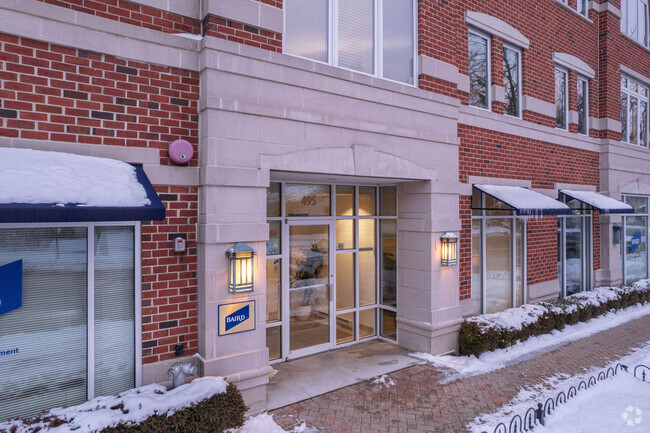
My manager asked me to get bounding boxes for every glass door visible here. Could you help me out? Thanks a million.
[284,220,333,359]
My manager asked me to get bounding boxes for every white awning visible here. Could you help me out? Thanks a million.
[473,185,572,216]
[559,190,634,214]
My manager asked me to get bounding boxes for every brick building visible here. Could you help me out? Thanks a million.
[0,0,648,418]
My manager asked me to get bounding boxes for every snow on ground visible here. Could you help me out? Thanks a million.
[228,413,318,433]
[469,343,650,433]
[0,147,150,206]
[372,374,396,388]
[411,302,650,382]
[0,377,228,433]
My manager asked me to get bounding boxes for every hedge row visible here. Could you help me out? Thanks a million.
[0,383,246,433]
[102,383,247,433]
[459,281,650,357]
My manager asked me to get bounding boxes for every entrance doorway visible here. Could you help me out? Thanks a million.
[265,182,398,362]
[287,221,332,357]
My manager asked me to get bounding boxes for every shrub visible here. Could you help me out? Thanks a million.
[458,281,650,357]
[0,382,247,433]
[101,383,246,433]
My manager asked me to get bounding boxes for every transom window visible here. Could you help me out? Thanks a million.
[621,0,649,47]
[621,76,649,147]
[284,0,415,84]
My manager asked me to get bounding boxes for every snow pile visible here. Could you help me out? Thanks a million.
[229,413,318,433]
[0,148,150,207]
[411,301,650,382]
[463,282,650,337]
[469,343,650,433]
[372,374,396,388]
[0,377,228,433]
[470,303,548,331]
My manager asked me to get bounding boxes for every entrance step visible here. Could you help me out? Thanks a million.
[266,340,418,410]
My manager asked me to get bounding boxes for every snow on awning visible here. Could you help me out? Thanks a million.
[473,184,573,216]
[0,148,165,223]
[559,190,634,214]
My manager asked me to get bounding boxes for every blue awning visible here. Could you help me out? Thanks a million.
[473,184,573,216]
[559,190,634,214]
[0,166,165,223]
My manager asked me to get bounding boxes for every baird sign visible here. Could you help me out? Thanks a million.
[0,260,22,317]
[218,300,255,336]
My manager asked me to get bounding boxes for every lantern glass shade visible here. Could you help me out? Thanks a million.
[441,232,458,266]
[227,242,255,293]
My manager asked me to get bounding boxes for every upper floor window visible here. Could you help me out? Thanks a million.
[621,76,649,147]
[577,0,588,17]
[503,45,521,117]
[577,76,589,135]
[555,67,568,129]
[468,30,490,109]
[622,0,649,47]
[284,0,415,84]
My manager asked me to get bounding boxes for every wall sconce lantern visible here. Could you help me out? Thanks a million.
[613,223,622,245]
[441,232,458,266]
[226,242,255,294]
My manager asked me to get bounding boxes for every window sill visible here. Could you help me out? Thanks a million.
[620,33,650,54]
[554,0,593,24]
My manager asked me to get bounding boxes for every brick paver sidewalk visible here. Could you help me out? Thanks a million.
[270,314,650,433]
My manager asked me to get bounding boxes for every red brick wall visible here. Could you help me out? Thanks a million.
[418,0,600,132]
[203,16,282,52]
[0,33,200,364]
[0,34,199,167]
[598,4,650,140]
[36,0,201,34]
[142,186,198,364]
[458,125,601,299]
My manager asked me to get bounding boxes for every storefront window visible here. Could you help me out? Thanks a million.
[623,195,649,285]
[471,189,525,315]
[0,225,136,421]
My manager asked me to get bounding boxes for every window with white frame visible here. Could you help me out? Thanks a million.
[555,67,568,129]
[503,45,521,117]
[284,0,415,84]
[621,0,649,47]
[577,76,589,135]
[621,76,649,147]
[468,30,490,109]
[471,189,525,315]
[0,224,139,421]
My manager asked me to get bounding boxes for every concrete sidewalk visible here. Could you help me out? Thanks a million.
[270,314,650,433]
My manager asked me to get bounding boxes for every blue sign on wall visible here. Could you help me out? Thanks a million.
[225,304,250,331]
[0,260,22,316]
[631,232,643,254]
